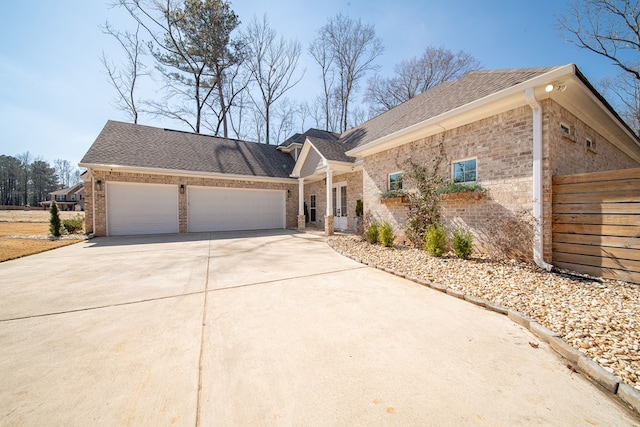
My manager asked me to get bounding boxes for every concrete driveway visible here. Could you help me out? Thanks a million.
[0,231,637,426]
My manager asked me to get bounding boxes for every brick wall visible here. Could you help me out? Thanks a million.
[86,170,298,236]
[362,102,639,261]
[363,106,540,259]
[546,99,639,175]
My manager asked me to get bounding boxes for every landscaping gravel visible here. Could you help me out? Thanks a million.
[328,234,640,390]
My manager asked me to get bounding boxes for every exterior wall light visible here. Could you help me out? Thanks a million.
[545,84,567,93]
[95,180,102,191]
[180,184,185,194]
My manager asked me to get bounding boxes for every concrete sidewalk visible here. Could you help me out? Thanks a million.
[0,231,638,425]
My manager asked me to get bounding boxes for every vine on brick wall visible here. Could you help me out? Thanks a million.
[403,142,447,245]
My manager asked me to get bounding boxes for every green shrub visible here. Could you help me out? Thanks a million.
[380,189,406,199]
[379,222,395,247]
[438,182,486,194]
[63,215,84,233]
[49,201,62,237]
[452,228,473,259]
[366,222,379,244]
[424,224,447,257]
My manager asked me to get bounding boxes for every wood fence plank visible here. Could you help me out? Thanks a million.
[553,213,640,226]
[553,179,640,194]
[553,191,640,204]
[553,242,640,262]
[553,252,640,273]
[553,167,640,185]
[553,261,640,284]
[553,233,640,249]
[553,203,640,215]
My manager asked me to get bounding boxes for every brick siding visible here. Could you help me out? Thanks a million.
[362,102,639,262]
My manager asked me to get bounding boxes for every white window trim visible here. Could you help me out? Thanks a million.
[586,136,597,153]
[388,171,403,191]
[451,157,477,184]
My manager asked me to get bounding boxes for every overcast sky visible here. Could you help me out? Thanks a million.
[0,0,619,168]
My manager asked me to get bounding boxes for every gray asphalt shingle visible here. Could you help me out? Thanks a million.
[81,121,295,178]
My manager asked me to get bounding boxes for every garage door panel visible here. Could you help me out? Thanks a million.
[107,183,179,236]
[188,187,285,232]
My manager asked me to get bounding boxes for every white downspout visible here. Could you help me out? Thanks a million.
[525,88,553,272]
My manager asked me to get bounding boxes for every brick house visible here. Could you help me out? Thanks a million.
[41,182,85,211]
[80,64,640,269]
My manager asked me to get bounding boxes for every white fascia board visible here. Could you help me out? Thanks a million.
[326,160,362,173]
[346,64,576,158]
[79,163,297,184]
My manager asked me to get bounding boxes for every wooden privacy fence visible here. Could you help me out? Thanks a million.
[552,168,640,284]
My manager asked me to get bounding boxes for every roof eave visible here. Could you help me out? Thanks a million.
[79,163,297,184]
[345,64,577,158]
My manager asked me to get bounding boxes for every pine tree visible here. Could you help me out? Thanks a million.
[49,200,62,237]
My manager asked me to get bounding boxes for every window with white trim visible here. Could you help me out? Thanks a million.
[586,137,596,152]
[452,158,477,184]
[388,172,403,191]
[309,194,316,222]
[560,122,576,141]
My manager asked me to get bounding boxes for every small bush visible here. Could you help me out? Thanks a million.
[63,215,84,233]
[452,228,473,259]
[379,222,395,247]
[424,224,447,257]
[366,222,379,244]
[355,199,363,217]
[49,201,62,237]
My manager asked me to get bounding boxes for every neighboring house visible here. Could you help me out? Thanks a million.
[80,64,640,270]
[41,182,85,211]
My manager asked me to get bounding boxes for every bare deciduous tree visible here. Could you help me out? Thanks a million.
[54,159,73,188]
[243,15,304,144]
[601,71,640,133]
[365,47,481,115]
[558,0,640,81]
[311,14,384,133]
[100,21,147,123]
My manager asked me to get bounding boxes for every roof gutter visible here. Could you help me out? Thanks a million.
[79,163,297,184]
[525,87,553,272]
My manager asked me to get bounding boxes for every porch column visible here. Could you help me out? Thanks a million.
[325,169,334,235]
[297,177,305,231]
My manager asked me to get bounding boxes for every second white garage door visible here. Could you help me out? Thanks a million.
[188,186,285,232]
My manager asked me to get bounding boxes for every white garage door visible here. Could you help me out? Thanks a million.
[188,186,285,232]
[107,182,179,236]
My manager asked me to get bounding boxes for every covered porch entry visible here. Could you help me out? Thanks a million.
[289,137,362,235]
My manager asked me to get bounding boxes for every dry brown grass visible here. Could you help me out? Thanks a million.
[0,210,85,262]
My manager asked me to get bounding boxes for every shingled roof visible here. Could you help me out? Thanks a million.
[340,66,563,148]
[279,128,339,148]
[80,121,296,178]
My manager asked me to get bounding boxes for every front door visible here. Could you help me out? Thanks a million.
[332,183,347,230]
